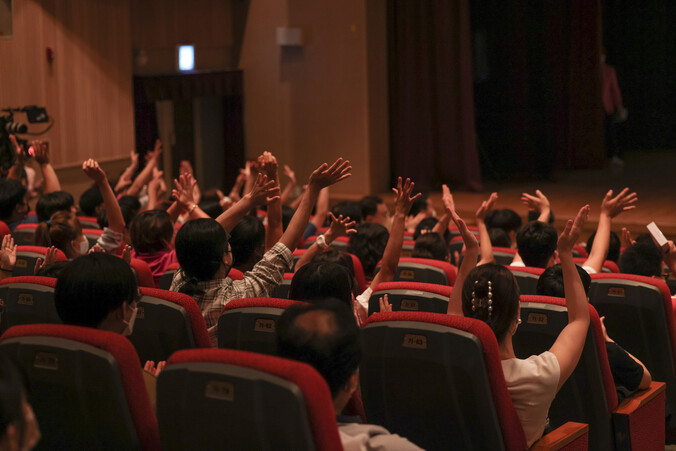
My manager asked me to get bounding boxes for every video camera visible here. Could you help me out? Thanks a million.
[0,106,49,173]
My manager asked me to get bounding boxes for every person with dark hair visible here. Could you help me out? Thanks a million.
[406,193,434,234]
[537,263,651,402]
[360,195,389,227]
[485,208,522,248]
[35,211,88,259]
[412,232,450,262]
[587,231,621,263]
[618,242,663,277]
[36,191,76,223]
[348,223,389,279]
[170,159,352,345]
[331,201,363,225]
[276,299,422,450]
[0,179,29,230]
[78,185,103,217]
[515,221,558,268]
[448,202,591,447]
[129,210,176,284]
[197,200,223,219]
[489,228,512,248]
[229,215,266,272]
[289,262,354,307]
[413,217,438,240]
[0,356,41,450]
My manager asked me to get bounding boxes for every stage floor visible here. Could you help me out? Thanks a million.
[382,149,676,239]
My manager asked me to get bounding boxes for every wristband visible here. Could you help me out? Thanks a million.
[187,204,198,214]
[315,234,330,250]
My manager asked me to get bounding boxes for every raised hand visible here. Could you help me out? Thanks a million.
[172,173,198,208]
[392,177,421,216]
[324,212,357,242]
[31,141,50,165]
[149,168,167,198]
[558,205,590,254]
[0,235,17,272]
[247,173,281,206]
[34,246,58,275]
[147,139,163,161]
[452,214,479,253]
[521,189,550,219]
[379,294,392,313]
[9,135,25,162]
[121,245,133,265]
[257,151,279,181]
[82,159,107,184]
[600,188,637,218]
[283,164,296,184]
[308,158,352,189]
[179,160,194,176]
[620,227,635,249]
[442,184,456,217]
[144,360,166,377]
[476,192,498,221]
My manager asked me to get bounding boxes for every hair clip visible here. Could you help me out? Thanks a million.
[487,280,493,320]
[471,280,478,312]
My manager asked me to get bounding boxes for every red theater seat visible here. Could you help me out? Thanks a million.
[368,281,452,315]
[14,246,67,277]
[0,276,59,333]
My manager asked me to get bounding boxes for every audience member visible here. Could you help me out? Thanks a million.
[412,232,450,262]
[35,211,87,259]
[485,208,522,248]
[0,179,29,230]
[360,195,389,227]
[229,215,266,272]
[0,356,41,450]
[276,299,423,450]
[348,223,389,279]
[515,221,558,268]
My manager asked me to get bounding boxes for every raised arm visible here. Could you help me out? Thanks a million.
[146,168,167,211]
[370,177,420,288]
[215,173,280,233]
[259,152,283,251]
[228,169,247,204]
[295,212,356,271]
[584,188,637,273]
[431,184,453,236]
[476,192,499,266]
[82,159,125,234]
[280,164,297,205]
[447,213,480,316]
[521,189,551,223]
[309,186,329,230]
[278,159,351,251]
[0,235,17,281]
[172,173,210,221]
[115,151,138,194]
[7,135,26,182]
[549,205,591,391]
[33,140,61,193]
[127,140,162,197]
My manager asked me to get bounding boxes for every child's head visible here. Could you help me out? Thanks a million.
[488,227,512,248]
[229,215,265,271]
[536,264,591,298]
[36,191,75,223]
[78,185,103,217]
[331,201,363,225]
[412,232,450,262]
[35,211,86,259]
[360,195,388,226]
[409,193,434,218]
[0,179,28,223]
[462,264,520,343]
[485,209,522,245]
[289,261,354,308]
[175,218,231,284]
[586,230,621,262]
[55,253,138,333]
[516,221,558,268]
[129,210,173,255]
[619,242,663,277]
[348,222,389,277]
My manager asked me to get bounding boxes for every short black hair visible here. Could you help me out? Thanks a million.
[175,218,230,283]
[0,179,26,221]
[359,195,383,220]
[36,191,74,222]
[348,222,389,277]
[331,201,363,224]
[528,209,555,224]
[78,185,103,217]
[412,232,450,261]
[197,201,223,219]
[98,195,141,229]
[55,253,137,328]
[516,221,558,268]
[619,242,663,277]
[488,227,512,248]
[485,209,522,234]
[129,210,174,254]
[229,216,265,267]
[276,299,362,398]
[586,230,621,263]
[413,217,439,240]
[289,262,354,307]
[281,206,295,231]
[408,193,429,217]
[536,263,591,297]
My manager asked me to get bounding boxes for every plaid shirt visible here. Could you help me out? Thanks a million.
[170,242,293,346]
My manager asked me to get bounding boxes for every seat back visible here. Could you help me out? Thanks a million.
[271,272,294,299]
[0,220,11,240]
[368,281,451,315]
[361,312,527,451]
[157,348,342,451]
[0,276,60,333]
[589,273,676,429]
[77,216,100,229]
[128,287,211,362]
[377,257,457,286]
[493,247,518,265]
[217,297,303,353]
[129,258,156,288]
[12,223,37,245]
[347,252,368,293]
[82,228,103,248]
[572,243,587,258]
[513,295,617,450]
[508,266,544,295]
[0,324,159,450]
[400,239,415,257]
[572,257,619,273]
[13,246,68,277]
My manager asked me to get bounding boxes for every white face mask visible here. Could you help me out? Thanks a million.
[122,304,138,336]
[77,237,89,255]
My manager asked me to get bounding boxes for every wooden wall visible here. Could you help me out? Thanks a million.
[0,0,134,170]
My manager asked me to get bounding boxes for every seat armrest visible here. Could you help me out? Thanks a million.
[532,422,588,450]
[613,381,666,451]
